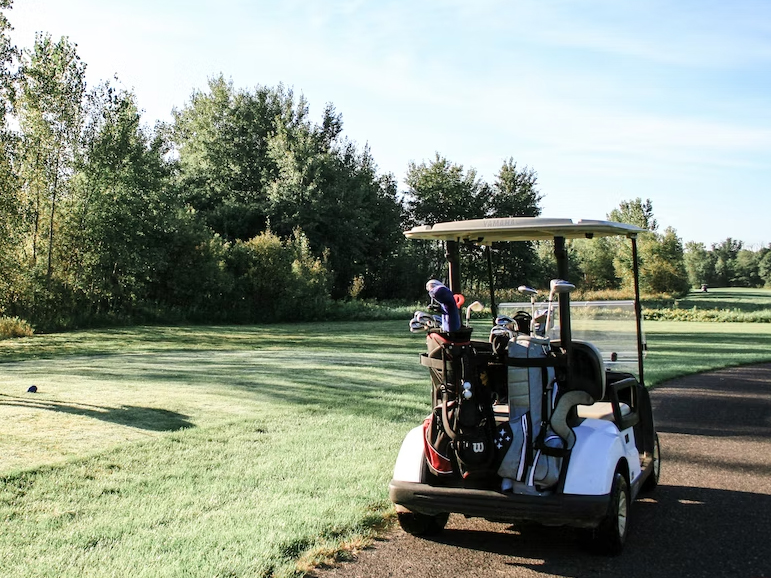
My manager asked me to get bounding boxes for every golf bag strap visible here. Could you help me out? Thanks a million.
[420,354,445,370]
[505,356,566,368]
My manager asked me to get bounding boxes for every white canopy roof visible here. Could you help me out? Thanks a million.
[404,217,644,243]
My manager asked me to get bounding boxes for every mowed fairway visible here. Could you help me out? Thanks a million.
[2,316,771,577]
[0,322,428,578]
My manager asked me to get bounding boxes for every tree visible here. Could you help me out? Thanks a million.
[16,33,86,278]
[62,84,175,317]
[733,249,762,288]
[265,114,402,297]
[172,79,402,298]
[403,156,544,295]
[0,0,22,314]
[572,237,619,290]
[486,160,542,290]
[711,238,742,286]
[608,198,657,232]
[759,248,771,288]
[642,227,690,295]
[403,154,488,227]
[607,199,688,295]
[684,242,715,288]
[171,76,299,241]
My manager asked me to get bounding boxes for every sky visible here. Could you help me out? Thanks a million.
[7,0,771,248]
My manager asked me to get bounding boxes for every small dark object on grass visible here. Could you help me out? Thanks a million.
[27,385,37,393]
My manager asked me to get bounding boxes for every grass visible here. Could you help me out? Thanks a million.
[644,286,771,322]
[0,321,426,578]
[2,293,771,576]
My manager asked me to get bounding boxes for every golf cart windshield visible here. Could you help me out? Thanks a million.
[498,300,645,377]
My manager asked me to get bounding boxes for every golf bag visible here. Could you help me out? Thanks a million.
[497,334,566,491]
[421,330,496,479]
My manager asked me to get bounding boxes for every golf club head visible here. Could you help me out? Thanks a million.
[548,279,576,302]
[465,300,484,324]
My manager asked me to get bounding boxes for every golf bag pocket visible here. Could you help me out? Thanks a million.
[423,414,453,475]
[454,430,494,478]
[497,412,532,482]
[528,434,564,490]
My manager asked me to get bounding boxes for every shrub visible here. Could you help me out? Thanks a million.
[0,316,34,339]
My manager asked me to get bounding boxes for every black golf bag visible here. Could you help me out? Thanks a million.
[420,329,497,479]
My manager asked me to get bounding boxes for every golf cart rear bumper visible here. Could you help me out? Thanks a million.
[389,480,610,527]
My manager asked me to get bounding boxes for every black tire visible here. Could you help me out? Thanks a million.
[397,511,449,536]
[583,470,630,555]
[641,431,661,492]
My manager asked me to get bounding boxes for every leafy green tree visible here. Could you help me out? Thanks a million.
[16,33,86,278]
[684,242,715,288]
[607,199,688,295]
[265,116,402,298]
[758,248,771,288]
[572,237,618,290]
[608,197,657,231]
[486,160,542,290]
[733,249,762,288]
[173,79,401,298]
[403,156,544,295]
[171,76,299,241]
[642,226,690,295]
[62,85,175,318]
[404,154,488,226]
[711,238,742,286]
[0,0,22,314]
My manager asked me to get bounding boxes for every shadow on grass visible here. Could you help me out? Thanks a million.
[0,394,194,431]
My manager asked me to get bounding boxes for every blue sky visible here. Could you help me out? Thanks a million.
[8,0,771,247]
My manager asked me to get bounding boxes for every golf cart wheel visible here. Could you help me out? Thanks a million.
[583,470,630,555]
[641,432,661,492]
[397,511,449,536]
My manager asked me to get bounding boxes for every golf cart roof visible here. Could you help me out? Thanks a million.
[404,217,644,243]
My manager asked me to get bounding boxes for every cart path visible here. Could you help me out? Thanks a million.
[312,363,771,578]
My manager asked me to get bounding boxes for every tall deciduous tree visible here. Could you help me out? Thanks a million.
[684,241,715,288]
[0,0,21,314]
[63,84,174,316]
[16,33,86,278]
[711,238,742,287]
[606,198,689,295]
[486,159,542,290]
[403,155,544,294]
[404,154,488,227]
[171,76,298,241]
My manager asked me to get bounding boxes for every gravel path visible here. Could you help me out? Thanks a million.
[313,364,771,578]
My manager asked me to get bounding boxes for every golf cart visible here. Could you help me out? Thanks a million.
[389,217,660,554]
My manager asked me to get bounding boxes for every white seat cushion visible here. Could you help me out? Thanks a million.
[576,401,631,421]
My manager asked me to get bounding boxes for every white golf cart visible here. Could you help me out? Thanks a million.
[389,217,660,554]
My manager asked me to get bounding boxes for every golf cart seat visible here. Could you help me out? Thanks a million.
[577,401,632,421]
[569,341,634,424]
[567,340,606,401]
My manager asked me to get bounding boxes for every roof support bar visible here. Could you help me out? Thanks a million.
[445,240,461,294]
[631,236,645,386]
[554,236,573,388]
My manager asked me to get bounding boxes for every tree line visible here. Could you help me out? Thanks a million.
[0,3,767,331]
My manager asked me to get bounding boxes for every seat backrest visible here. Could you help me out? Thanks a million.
[570,340,606,401]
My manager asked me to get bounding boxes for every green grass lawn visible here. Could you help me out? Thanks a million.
[644,286,771,322]
[2,304,771,577]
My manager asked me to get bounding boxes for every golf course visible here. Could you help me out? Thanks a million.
[2,287,771,577]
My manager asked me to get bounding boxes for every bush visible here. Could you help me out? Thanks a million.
[0,316,34,339]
